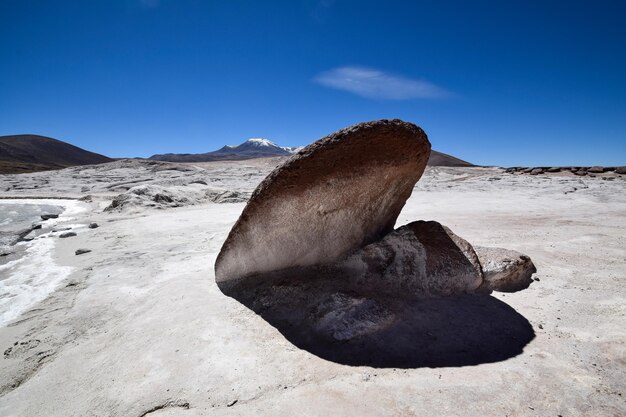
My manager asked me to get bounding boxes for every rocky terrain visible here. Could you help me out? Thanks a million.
[505,165,626,176]
[0,136,624,416]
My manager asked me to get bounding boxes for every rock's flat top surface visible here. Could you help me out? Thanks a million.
[215,120,431,285]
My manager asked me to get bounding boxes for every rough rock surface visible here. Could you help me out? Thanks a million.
[104,184,249,212]
[338,221,484,298]
[215,119,431,286]
[475,246,537,292]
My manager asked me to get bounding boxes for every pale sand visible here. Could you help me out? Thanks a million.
[0,160,624,416]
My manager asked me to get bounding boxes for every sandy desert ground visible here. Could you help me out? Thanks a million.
[0,159,624,416]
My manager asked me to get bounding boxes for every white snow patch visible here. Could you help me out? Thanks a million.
[245,138,277,147]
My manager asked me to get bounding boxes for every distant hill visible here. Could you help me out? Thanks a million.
[150,138,473,166]
[0,134,112,174]
[149,138,300,162]
[428,150,474,167]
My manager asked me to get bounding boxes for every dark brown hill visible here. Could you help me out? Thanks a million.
[428,150,474,167]
[0,134,112,174]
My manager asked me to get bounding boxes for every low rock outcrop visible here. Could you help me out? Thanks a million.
[104,184,249,212]
[506,166,623,176]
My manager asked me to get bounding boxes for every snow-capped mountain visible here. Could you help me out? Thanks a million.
[149,138,301,162]
[222,138,300,156]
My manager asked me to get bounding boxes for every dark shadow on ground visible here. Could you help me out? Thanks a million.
[243,292,535,368]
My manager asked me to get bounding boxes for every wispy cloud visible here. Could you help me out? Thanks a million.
[314,66,450,100]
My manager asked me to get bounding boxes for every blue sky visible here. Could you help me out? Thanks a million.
[1,0,625,166]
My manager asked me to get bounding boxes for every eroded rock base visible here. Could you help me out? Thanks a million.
[224,277,535,367]
[218,220,537,366]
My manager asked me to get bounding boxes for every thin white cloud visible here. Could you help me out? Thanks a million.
[314,66,450,100]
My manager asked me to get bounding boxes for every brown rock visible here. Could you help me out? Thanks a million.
[615,166,626,175]
[215,119,431,287]
[547,167,561,172]
[339,221,484,298]
[529,168,544,175]
[587,166,605,173]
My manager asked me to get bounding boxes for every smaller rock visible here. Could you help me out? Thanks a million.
[475,246,537,292]
[574,170,587,176]
[522,167,533,173]
[587,166,605,173]
[340,221,484,298]
[547,167,561,173]
[40,214,59,220]
[31,224,42,230]
[0,252,12,257]
[88,222,99,229]
[75,249,91,255]
[59,232,77,238]
[529,168,543,175]
[615,166,626,175]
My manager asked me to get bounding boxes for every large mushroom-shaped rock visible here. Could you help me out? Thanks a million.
[215,119,431,289]
[214,119,537,366]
